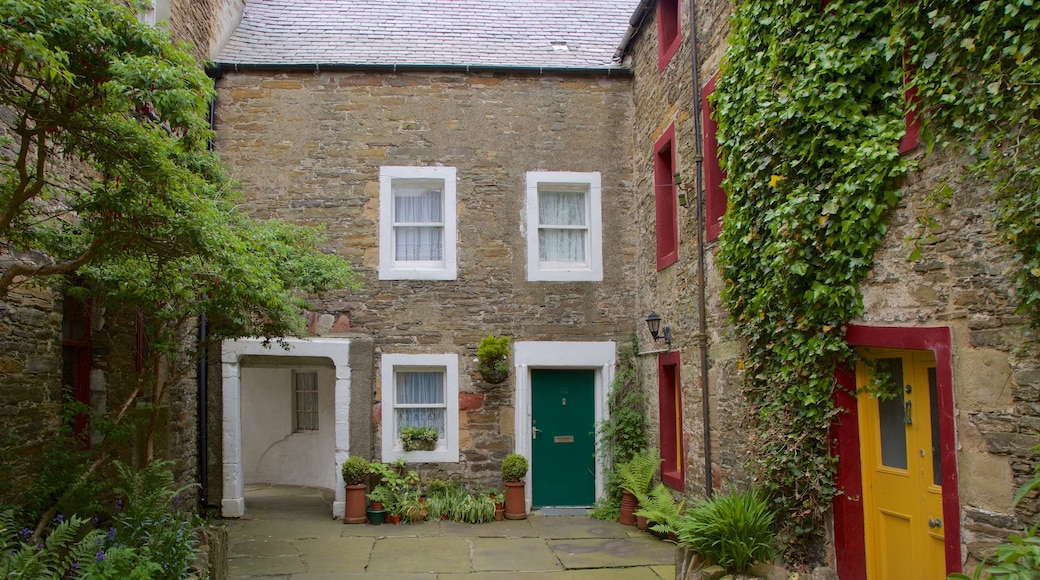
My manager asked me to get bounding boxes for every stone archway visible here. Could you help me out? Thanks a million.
[221,338,353,518]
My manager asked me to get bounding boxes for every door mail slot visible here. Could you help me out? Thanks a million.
[554,436,574,443]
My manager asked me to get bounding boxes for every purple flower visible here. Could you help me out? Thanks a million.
[52,514,64,525]
[115,498,124,511]
[16,528,31,542]
[107,527,116,542]
[95,549,106,562]
[71,561,80,572]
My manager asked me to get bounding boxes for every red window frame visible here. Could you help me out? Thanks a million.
[61,296,92,442]
[657,0,681,71]
[899,77,922,154]
[654,124,679,270]
[702,72,727,242]
[658,350,684,490]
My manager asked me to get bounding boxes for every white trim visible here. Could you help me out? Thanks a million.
[524,171,603,282]
[380,353,460,463]
[379,166,458,280]
[220,338,352,518]
[513,341,615,512]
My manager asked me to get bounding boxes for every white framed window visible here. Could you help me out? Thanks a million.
[293,370,319,432]
[380,353,459,462]
[379,166,457,280]
[525,171,603,281]
[137,0,170,26]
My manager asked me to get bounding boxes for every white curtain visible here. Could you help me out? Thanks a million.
[394,187,443,261]
[538,190,587,263]
[395,370,445,435]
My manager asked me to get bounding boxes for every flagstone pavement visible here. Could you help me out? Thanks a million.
[224,484,678,579]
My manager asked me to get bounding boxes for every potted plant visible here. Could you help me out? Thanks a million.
[477,335,510,384]
[340,455,370,524]
[488,488,504,521]
[502,452,528,520]
[617,447,660,527]
[633,483,685,539]
[399,425,439,451]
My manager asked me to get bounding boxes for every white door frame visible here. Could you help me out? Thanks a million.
[220,337,352,518]
[513,341,615,513]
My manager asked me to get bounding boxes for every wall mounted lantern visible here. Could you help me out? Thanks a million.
[645,312,672,348]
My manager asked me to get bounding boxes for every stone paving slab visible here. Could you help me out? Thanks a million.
[470,537,562,572]
[366,536,474,574]
[549,537,676,569]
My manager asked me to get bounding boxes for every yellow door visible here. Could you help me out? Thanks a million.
[857,349,945,580]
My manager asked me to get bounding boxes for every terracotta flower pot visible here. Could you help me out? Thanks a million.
[343,483,367,524]
[619,489,637,526]
[636,515,648,531]
[504,480,526,520]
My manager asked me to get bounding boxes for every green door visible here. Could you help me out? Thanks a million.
[531,369,596,507]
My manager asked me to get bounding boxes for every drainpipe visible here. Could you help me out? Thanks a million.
[689,0,714,498]
[197,64,223,509]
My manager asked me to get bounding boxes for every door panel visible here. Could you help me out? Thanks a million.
[858,349,944,580]
[531,369,595,507]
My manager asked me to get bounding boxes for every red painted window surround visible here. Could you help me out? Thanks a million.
[657,0,681,72]
[831,324,961,580]
[899,71,922,154]
[702,72,727,243]
[62,297,92,444]
[658,350,684,490]
[654,124,679,270]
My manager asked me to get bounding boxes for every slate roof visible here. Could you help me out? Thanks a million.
[215,0,641,71]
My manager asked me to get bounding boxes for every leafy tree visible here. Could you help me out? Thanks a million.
[1,0,360,535]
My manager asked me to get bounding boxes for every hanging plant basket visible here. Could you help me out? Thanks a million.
[477,335,510,384]
[479,365,509,384]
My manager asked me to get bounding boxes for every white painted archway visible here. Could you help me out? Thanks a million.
[221,338,353,518]
[513,341,615,513]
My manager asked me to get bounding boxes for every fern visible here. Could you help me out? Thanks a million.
[617,447,661,507]
[634,483,685,536]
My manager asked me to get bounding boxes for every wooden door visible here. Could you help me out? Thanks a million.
[857,349,945,579]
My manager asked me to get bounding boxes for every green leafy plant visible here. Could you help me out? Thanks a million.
[675,488,776,574]
[368,459,419,515]
[617,448,661,508]
[399,426,439,451]
[477,335,511,383]
[340,456,370,486]
[502,453,528,482]
[592,337,648,522]
[0,510,161,579]
[634,483,685,538]
[714,0,908,561]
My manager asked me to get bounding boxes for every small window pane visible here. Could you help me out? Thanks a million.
[396,371,444,404]
[539,190,586,226]
[876,358,908,470]
[294,371,319,432]
[929,367,942,486]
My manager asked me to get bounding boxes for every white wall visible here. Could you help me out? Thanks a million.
[240,366,336,489]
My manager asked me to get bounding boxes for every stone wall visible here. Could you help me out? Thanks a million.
[167,0,244,61]
[626,0,1037,570]
[213,69,638,486]
[0,283,64,502]
[627,0,747,500]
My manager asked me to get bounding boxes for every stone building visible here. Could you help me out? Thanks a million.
[207,0,639,519]
[619,0,1038,578]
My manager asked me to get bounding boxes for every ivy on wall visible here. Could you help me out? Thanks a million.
[712,0,1038,564]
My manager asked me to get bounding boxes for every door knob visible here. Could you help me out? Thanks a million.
[533,426,542,439]
[927,517,943,529]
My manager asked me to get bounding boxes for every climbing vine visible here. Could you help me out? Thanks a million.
[713,0,1039,565]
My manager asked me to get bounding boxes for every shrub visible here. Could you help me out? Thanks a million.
[675,488,775,574]
[502,453,528,482]
[634,483,685,537]
[340,456,370,485]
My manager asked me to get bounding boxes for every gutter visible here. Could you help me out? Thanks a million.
[689,0,714,498]
[197,63,224,510]
[614,0,655,62]
[214,62,632,77]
